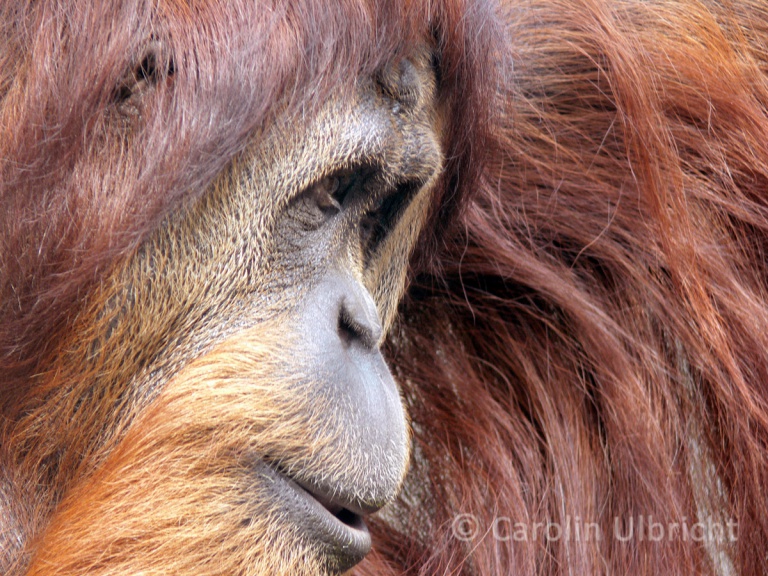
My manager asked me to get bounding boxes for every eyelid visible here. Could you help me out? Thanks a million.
[360,179,421,262]
[304,165,375,213]
[307,175,342,214]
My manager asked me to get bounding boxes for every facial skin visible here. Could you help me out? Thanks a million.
[15,48,443,575]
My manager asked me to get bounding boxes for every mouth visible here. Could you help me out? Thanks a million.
[258,461,372,572]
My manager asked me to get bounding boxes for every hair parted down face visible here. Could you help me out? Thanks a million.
[1,0,768,575]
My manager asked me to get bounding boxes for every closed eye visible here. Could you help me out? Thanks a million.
[297,166,421,258]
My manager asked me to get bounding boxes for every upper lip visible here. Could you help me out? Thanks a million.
[268,458,385,519]
[295,476,383,518]
[293,478,370,530]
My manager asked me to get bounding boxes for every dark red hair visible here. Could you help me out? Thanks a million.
[365,1,768,574]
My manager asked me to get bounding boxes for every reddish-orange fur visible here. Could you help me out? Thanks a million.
[3,1,768,575]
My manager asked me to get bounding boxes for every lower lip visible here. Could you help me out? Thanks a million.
[258,463,372,571]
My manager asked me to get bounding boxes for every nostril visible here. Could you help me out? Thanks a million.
[337,309,357,348]
[337,305,380,350]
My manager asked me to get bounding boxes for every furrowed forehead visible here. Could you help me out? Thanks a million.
[1,0,495,235]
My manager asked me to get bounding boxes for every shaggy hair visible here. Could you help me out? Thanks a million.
[2,0,768,575]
